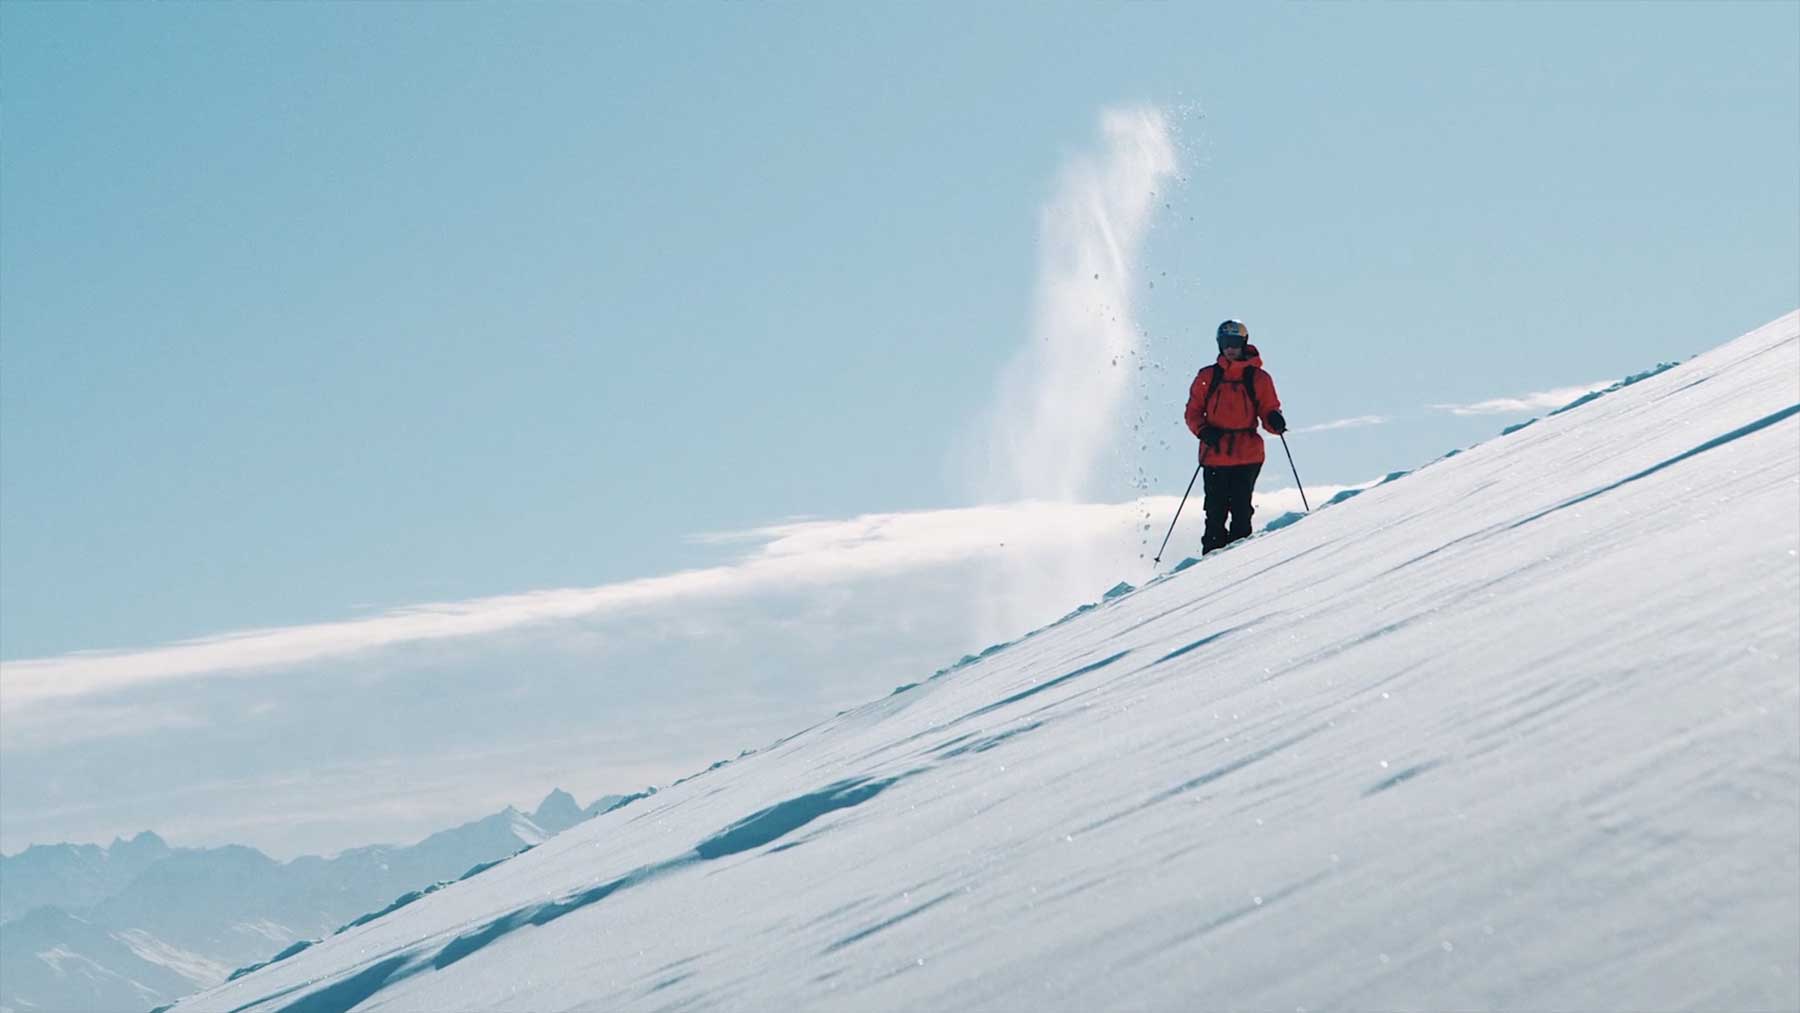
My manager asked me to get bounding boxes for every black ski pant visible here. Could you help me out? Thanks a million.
[1201,462,1262,554]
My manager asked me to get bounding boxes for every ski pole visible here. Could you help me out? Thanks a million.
[1152,462,1203,565]
[1279,433,1310,512]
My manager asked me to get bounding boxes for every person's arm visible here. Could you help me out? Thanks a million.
[1184,371,1210,438]
[1257,370,1286,433]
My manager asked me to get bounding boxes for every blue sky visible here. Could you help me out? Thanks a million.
[2,2,1796,855]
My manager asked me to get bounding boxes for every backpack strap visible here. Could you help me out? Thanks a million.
[1203,364,1226,418]
[1241,364,1261,424]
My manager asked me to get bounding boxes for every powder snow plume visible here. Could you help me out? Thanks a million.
[972,106,1177,503]
[963,106,1178,642]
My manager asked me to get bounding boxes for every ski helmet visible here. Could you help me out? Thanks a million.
[1216,319,1249,349]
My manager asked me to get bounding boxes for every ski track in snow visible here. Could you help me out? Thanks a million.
[173,312,1800,1013]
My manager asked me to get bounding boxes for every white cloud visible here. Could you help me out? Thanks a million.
[1293,415,1389,434]
[0,700,210,750]
[1430,381,1614,416]
[0,485,1362,721]
[0,501,1142,713]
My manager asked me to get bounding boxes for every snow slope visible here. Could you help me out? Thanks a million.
[173,312,1800,1013]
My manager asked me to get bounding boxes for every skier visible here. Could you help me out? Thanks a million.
[1184,319,1287,554]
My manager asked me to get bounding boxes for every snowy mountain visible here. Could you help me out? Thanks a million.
[0,832,176,924]
[0,906,201,1013]
[0,789,621,1013]
[170,311,1800,1013]
[528,790,587,836]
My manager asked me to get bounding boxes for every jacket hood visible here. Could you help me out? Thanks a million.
[1215,343,1265,374]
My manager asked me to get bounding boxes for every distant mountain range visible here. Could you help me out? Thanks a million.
[0,787,648,1013]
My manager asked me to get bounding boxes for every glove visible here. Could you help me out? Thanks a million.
[1198,425,1223,449]
[1266,409,1287,435]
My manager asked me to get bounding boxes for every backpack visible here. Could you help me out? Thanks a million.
[1203,363,1261,431]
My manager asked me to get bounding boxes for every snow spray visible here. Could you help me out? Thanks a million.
[964,107,1178,641]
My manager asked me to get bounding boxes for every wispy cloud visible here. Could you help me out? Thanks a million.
[0,482,1361,721]
[0,501,1150,713]
[1293,415,1389,434]
[0,700,211,750]
[1430,382,1614,416]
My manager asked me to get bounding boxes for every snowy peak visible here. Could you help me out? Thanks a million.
[0,830,178,923]
[110,829,169,852]
[411,806,546,858]
[529,789,586,835]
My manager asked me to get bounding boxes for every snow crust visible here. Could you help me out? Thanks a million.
[173,312,1800,1012]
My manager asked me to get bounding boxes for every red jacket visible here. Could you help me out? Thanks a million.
[1184,344,1282,466]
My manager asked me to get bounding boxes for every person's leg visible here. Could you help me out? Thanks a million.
[1224,462,1263,546]
[1200,466,1229,554]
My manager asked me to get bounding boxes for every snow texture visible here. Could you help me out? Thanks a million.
[172,313,1800,1013]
